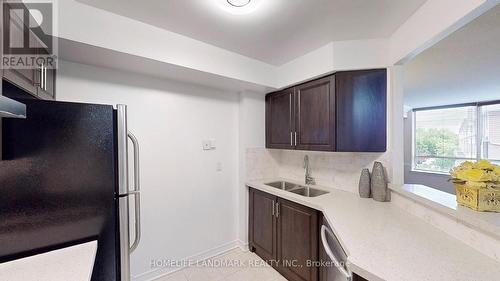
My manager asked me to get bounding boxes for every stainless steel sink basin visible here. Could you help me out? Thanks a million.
[265,181,329,197]
[289,187,329,197]
[265,181,300,191]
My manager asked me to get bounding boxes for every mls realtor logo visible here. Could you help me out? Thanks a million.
[2,0,57,70]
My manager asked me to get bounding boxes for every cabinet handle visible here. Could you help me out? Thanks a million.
[275,202,280,218]
[43,66,47,91]
[272,200,275,217]
[294,132,297,146]
[289,94,293,147]
[41,64,45,90]
[36,64,42,88]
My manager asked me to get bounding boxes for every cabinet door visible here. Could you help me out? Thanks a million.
[2,12,37,96]
[266,89,295,149]
[36,48,56,100]
[295,76,335,151]
[36,67,55,100]
[336,69,387,152]
[277,198,319,281]
[249,188,277,262]
[32,27,55,100]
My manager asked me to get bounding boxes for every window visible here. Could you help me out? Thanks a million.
[413,101,500,173]
[481,104,500,165]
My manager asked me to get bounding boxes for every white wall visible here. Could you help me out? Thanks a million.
[389,0,498,64]
[237,91,266,246]
[56,60,241,281]
[403,4,500,108]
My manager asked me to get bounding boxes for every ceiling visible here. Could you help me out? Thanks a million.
[77,0,426,66]
[58,39,272,93]
[404,4,500,109]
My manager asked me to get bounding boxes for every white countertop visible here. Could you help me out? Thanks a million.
[0,241,97,281]
[390,184,500,240]
[246,178,500,281]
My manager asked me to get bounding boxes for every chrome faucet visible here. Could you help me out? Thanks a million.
[304,155,315,185]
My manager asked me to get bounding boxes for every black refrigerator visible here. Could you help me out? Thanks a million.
[0,94,141,281]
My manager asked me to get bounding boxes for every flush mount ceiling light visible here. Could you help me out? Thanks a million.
[227,0,251,7]
[215,0,263,15]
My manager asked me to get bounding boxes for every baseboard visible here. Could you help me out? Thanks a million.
[132,240,243,281]
[236,239,249,251]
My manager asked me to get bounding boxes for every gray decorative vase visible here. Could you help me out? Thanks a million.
[358,168,371,198]
[371,162,389,202]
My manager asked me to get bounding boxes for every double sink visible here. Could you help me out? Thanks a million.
[265,181,329,197]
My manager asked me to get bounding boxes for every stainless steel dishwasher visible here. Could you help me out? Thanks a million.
[320,217,353,281]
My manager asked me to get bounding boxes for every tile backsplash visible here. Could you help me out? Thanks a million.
[246,147,392,194]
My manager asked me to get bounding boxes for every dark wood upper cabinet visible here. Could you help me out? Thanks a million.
[2,12,38,96]
[336,69,387,152]
[265,69,386,152]
[1,3,56,100]
[295,76,335,151]
[277,198,319,281]
[249,188,277,262]
[266,88,295,149]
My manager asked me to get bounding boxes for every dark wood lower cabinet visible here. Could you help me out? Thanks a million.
[249,188,277,262]
[249,187,320,281]
[277,198,319,281]
[250,188,370,281]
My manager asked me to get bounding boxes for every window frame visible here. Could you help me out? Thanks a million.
[411,100,500,174]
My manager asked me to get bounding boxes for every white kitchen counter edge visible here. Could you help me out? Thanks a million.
[389,184,500,241]
[246,178,500,281]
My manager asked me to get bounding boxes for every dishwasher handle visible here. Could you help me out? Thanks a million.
[321,225,352,280]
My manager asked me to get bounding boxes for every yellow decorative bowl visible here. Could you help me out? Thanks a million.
[455,183,500,212]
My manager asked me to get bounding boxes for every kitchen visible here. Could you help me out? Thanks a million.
[1,1,500,281]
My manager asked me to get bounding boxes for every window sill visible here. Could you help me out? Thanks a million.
[410,169,450,176]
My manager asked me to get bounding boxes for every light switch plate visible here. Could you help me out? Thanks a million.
[202,140,211,150]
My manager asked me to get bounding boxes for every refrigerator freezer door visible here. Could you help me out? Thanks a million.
[0,99,119,281]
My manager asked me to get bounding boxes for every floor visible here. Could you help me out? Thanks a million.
[155,248,287,281]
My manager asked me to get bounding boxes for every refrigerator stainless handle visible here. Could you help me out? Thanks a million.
[321,225,352,280]
[128,132,141,253]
